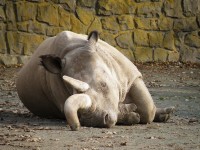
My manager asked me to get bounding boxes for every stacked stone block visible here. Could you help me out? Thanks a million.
[0,0,200,65]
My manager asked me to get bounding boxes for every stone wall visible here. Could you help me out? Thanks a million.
[0,0,200,65]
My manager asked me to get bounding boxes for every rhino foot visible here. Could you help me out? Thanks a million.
[117,103,140,125]
[117,112,140,125]
[154,106,175,122]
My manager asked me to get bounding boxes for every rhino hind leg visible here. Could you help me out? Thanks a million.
[154,107,175,122]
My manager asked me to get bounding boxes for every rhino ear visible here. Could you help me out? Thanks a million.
[86,31,98,52]
[88,30,98,43]
[40,54,64,74]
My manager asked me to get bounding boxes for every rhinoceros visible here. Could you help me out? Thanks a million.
[16,31,174,130]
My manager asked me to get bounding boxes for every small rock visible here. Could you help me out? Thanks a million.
[185,99,189,102]
[12,110,18,114]
[147,136,156,139]
[188,118,198,123]
[50,138,60,141]
[105,143,113,147]
[28,137,42,142]
[102,131,117,135]
[120,142,127,146]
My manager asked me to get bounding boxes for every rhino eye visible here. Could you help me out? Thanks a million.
[100,81,107,87]
[97,81,109,93]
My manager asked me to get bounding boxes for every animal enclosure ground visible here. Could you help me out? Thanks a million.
[0,63,200,150]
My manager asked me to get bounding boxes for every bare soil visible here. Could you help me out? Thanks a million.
[0,63,200,150]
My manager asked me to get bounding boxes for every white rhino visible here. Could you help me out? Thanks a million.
[16,31,174,130]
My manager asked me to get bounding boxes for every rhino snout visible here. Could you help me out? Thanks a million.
[104,111,117,128]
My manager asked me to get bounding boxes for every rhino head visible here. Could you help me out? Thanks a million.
[40,31,118,130]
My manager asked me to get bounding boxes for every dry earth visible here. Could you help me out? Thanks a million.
[0,63,200,150]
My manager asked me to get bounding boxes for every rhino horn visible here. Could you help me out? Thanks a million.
[63,75,90,92]
[85,31,98,51]
[64,94,92,131]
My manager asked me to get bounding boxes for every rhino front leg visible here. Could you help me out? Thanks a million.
[125,77,174,124]
[117,103,140,125]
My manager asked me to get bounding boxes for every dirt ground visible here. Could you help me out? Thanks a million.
[0,63,200,150]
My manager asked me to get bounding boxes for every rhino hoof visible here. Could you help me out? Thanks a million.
[155,106,176,122]
[70,124,80,131]
[118,112,140,125]
[165,106,176,114]
[127,112,140,125]
[158,114,170,122]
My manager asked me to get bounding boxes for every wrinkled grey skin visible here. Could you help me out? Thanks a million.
[16,31,175,131]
